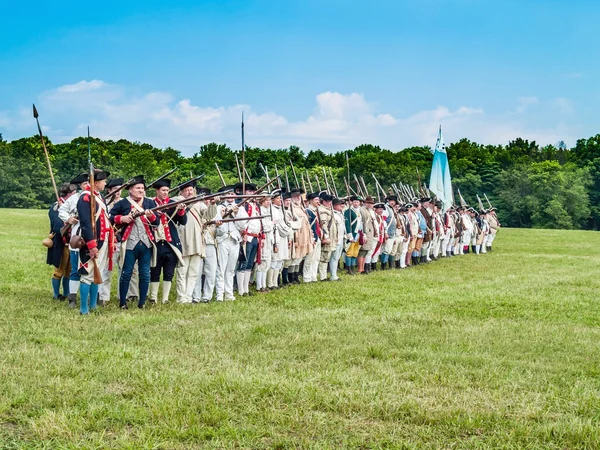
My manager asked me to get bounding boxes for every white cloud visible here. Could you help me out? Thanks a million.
[511,96,539,114]
[0,80,578,153]
[551,97,574,115]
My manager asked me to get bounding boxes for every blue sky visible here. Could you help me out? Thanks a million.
[1,0,598,154]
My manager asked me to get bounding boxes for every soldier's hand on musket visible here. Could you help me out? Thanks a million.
[144,210,153,217]
[175,203,186,212]
[89,247,99,259]
[120,213,134,224]
[67,216,79,225]
[214,220,223,226]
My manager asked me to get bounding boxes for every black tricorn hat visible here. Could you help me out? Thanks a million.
[197,187,211,196]
[282,192,292,200]
[234,182,257,193]
[349,195,361,202]
[94,170,110,181]
[151,178,171,189]
[420,197,432,203]
[385,195,398,202]
[319,192,333,202]
[106,178,124,189]
[332,197,344,206]
[374,202,385,209]
[128,175,145,188]
[218,184,236,193]
[178,179,197,190]
[290,187,304,196]
[306,192,320,201]
[70,172,89,184]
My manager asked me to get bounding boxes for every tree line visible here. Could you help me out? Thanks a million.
[1,132,599,230]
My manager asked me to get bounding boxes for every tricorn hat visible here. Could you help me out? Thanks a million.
[151,178,171,189]
[106,178,124,189]
[70,172,89,185]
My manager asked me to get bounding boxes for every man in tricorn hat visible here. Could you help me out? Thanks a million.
[110,175,160,309]
[344,195,362,275]
[58,172,90,309]
[329,197,345,280]
[287,188,311,283]
[148,178,187,304]
[303,192,322,283]
[359,196,378,273]
[317,191,336,281]
[47,182,77,301]
[236,182,261,296]
[77,169,112,315]
[172,178,206,303]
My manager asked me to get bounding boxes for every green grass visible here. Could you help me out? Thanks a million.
[1,208,600,449]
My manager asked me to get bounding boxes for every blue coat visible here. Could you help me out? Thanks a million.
[46,202,65,267]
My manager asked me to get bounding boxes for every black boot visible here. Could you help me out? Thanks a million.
[346,266,353,275]
[371,262,378,271]
[395,260,400,269]
[471,245,476,254]
[67,293,77,309]
[282,268,289,285]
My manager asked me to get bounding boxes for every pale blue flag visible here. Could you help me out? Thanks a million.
[428,126,453,211]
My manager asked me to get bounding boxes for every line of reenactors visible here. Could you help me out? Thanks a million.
[46,169,500,314]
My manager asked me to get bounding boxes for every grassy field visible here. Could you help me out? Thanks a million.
[1,208,600,449]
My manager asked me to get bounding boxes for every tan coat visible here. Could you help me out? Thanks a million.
[290,202,312,259]
[317,205,336,251]
[359,206,378,251]
[173,197,206,257]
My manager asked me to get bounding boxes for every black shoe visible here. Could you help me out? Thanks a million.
[346,267,353,275]
[120,304,128,310]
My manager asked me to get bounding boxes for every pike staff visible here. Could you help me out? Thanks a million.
[32,104,60,204]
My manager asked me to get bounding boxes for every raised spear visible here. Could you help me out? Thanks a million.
[32,104,60,204]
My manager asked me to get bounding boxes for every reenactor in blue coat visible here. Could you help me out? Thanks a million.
[110,176,160,309]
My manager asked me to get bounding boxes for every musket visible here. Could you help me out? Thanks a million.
[145,167,179,191]
[284,165,291,192]
[206,215,271,226]
[235,154,242,182]
[484,193,493,209]
[215,163,226,186]
[353,174,364,197]
[244,166,253,184]
[305,170,314,192]
[289,159,300,188]
[314,173,321,192]
[477,194,485,211]
[131,190,232,220]
[301,173,308,195]
[346,152,351,185]
[32,104,60,204]
[329,167,339,197]
[241,112,246,195]
[168,174,205,194]
[105,177,136,203]
[259,163,271,191]
[222,177,280,218]
[322,167,331,194]
[87,127,102,285]
[371,173,385,202]
[274,165,282,189]
[360,176,369,198]
[344,177,352,198]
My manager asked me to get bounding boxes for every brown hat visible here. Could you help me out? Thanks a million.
[364,196,375,204]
